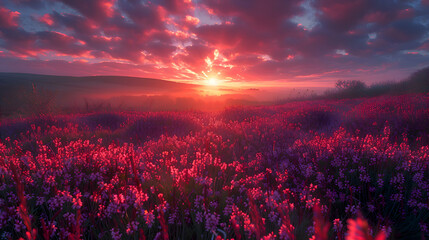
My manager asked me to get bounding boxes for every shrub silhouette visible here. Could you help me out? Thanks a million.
[402,66,429,93]
[332,80,367,99]
[323,66,429,100]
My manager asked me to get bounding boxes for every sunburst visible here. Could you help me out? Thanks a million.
[207,77,219,86]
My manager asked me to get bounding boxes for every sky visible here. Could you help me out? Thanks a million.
[0,0,429,88]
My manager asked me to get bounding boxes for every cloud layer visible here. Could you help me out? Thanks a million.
[0,0,428,86]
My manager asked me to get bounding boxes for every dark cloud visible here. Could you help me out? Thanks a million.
[156,0,193,14]
[145,41,176,59]
[36,31,88,55]
[50,12,96,36]
[55,0,116,21]
[10,0,45,9]
[117,0,164,29]
[379,20,427,43]
[314,0,417,32]
[201,0,303,30]
[315,0,371,32]
[0,28,37,56]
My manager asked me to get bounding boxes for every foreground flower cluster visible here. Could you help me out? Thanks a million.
[0,94,428,239]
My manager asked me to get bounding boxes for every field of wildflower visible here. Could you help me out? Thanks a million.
[0,94,428,239]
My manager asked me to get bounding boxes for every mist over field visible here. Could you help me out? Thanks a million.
[2,67,428,117]
[0,72,329,116]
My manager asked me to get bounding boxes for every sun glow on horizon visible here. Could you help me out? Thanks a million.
[207,77,219,86]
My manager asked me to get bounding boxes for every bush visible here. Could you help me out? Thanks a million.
[335,80,367,90]
[332,80,368,99]
[404,66,429,93]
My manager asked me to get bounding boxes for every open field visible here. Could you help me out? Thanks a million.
[0,94,428,239]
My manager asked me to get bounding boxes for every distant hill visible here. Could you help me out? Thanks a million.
[0,73,201,116]
[0,72,199,96]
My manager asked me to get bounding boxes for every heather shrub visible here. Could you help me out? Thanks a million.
[0,115,66,139]
[220,107,258,122]
[289,109,339,132]
[126,113,201,142]
[220,106,275,122]
[342,94,429,145]
[80,112,127,131]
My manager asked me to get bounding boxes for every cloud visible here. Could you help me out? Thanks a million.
[379,20,427,43]
[0,7,20,28]
[36,31,88,55]
[156,0,194,15]
[313,0,419,32]
[10,0,45,9]
[315,0,370,32]
[185,15,199,25]
[145,41,176,60]
[56,0,116,21]
[201,0,303,30]
[0,28,37,56]
[38,13,54,26]
[117,0,164,28]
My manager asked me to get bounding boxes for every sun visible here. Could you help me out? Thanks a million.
[207,77,219,86]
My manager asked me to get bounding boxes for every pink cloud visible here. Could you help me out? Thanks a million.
[38,13,54,26]
[185,15,199,25]
[0,7,20,28]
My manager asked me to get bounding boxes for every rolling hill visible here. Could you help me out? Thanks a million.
[0,72,201,116]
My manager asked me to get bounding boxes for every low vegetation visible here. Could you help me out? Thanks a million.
[1,94,428,239]
[326,67,429,99]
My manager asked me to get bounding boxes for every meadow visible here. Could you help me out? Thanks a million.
[0,94,428,239]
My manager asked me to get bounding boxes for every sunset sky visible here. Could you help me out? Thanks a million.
[0,0,429,88]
